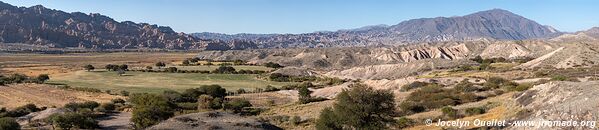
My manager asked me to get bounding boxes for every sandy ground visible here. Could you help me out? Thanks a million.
[0,84,123,109]
[98,112,133,130]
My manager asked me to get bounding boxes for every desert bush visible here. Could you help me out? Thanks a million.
[441,106,459,119]
[551,75,568,81]
[97,103,116,112]
[454,80,478,92]
[0,117,20,130]
[465,107,486,116]
[111,98,126,104]
[264,62,283,68]
[64,101,100,111]
[263,85,280,92]
[47,112,99,130]
[197,95,215,110]
[70,87,102,93]
[119,90,130,96]
[223,98,252,113]
[0,104,41,118]
[395,117,415,129]
[290,116,302,125]
[401,84,481,113]
[316,84,395,130]
[400,81,431,92]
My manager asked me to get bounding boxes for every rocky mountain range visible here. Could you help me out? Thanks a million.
[193,9,563,48]
[0,1,570,51]
[0,1,257,50]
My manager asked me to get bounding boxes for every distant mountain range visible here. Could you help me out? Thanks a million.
[193,9,563,48]
[0,1,577,50]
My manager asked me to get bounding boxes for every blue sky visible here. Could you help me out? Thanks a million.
[3,0,599,34]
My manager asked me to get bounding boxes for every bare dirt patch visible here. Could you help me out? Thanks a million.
[0,84,123,109]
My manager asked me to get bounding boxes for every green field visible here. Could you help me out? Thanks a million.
[170,65,273,71]
[48,70,294,94]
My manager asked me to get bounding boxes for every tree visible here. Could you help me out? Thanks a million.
[118,64,129,71]
[165,67,178,73]
[316,84,396,130]
[264,62,283,68]
[155,62,166,69]
[199,85,227,99]
[213,65,236,74]
[129,93,174,129]
[83,64,95,71]
[298,85,312,104]
[105,64,118,71]
[182,60,190,66]
[36,74,50,83]
[0,117,20,130]
[233,59,245,65]
[223,98,252,113]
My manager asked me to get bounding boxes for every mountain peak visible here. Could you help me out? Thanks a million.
[466,8,522,18]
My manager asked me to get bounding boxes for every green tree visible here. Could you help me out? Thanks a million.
[316,84,396,130]
[182,60,190,66]
[298,85,312,104]
[155,62,166,69]
[223,98,252,113]
[199,85,227,99]
[0,117,20,130]
[83,64,95,71]
[36,74,50,83]
[129,93,174,129]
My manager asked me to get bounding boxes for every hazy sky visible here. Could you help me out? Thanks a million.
[3,0,599,34]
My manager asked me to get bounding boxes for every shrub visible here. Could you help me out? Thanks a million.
[454,80,478,92]
[120,90,130,96]
[98,103,116,112]
[400,81,430,92]
[551,75,568,81]
[465,107,486,116]
[269,73,290,82]
[83,64,95,71]
[264,62,283,68]
[290,116,302,125]
[47,112,99,130]
[0,117,20,130]
[441,106,459,119]
[0,104,41,118]
[111,98,126,104]
[316,84,395,130]
[64,101,100,111]
[162,90,184,103]
[197,95,215,110]
[223,98,252,113]
[263,85,280,92]
[484,77,517,89]
[0,117,21,130]
[236,89,246,94]
[396,117,415,129]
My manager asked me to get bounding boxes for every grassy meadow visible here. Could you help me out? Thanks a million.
[48,70,294,94]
